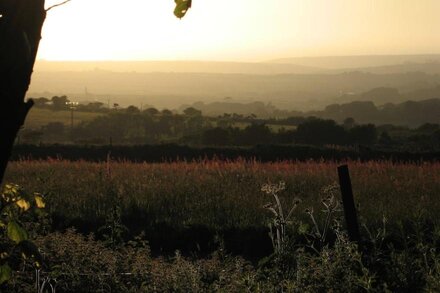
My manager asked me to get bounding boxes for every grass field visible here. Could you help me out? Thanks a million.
[3,159,440,292]
[5,159,439,237]
[24,108,102,129]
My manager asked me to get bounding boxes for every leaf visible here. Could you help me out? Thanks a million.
[34,194,45,209]
[16,199,30,211]
[7,221,28,244]
[174,0,192,19]
[0,264,12,285]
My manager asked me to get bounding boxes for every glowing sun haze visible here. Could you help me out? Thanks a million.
[39,0,440,61]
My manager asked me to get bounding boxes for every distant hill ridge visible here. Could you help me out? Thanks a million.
[28,70,440,111]
[185,98,440,127]
[269,54,440,70]
[35,54,440,75]
[34,60,322,75]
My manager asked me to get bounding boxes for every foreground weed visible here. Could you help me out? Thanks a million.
[304,183,343,251]
[262,181,301,254]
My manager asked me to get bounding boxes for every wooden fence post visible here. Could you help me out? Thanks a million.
[337,165,361,243]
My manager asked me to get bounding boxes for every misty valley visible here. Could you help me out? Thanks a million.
[22,74,440,153]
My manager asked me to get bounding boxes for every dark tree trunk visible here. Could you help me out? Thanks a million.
[0,0,46,184]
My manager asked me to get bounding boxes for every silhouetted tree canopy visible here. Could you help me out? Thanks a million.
[144,107,160,116]
[126,105,140,114]
[33,97,50,107]
[183,107,202,116]
[348,124,377,146]
[296,119,347,145]
[51,95,69,110]
[202,127,231,146]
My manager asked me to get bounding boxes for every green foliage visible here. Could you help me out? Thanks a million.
[7,221,28,244]
[0,264,12,285]
[98,204,129,248]
[174,0,192,19]
[34,229,151,292]
[0,184,45,285]
[2,210,436,292]
[293,235,374,292]
[5,228,257,292]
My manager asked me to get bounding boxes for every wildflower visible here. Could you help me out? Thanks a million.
[261,181,286,195]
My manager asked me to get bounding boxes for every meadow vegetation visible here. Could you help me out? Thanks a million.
[2,159,440,291]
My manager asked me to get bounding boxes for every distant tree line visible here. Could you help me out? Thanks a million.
[205,118,440,150]
[200,118,380,146]
[314,98,440,127]
[18,106,440,151]
[31,90,440,128]
[70,107,206,144]
[185,86,440,127]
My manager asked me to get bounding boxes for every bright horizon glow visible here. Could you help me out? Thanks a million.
[39,0,440,62]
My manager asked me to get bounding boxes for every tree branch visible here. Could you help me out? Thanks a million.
[46,0,71,12]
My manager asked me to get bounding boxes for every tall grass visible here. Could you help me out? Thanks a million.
[4,159,439,231]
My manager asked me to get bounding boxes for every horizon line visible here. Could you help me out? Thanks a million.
[35,53,440,63]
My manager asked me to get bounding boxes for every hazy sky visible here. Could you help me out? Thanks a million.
[39,0,440,61]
